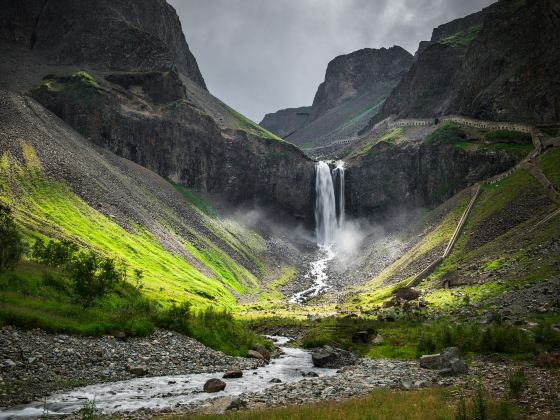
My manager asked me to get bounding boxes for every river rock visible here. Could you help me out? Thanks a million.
[312,346,358,368]
[269,378,282,383]
[223,368,243,379]
[126,365,148,376]
[252,344,270,360]
[247,350,265,360]
[203,378,226,393]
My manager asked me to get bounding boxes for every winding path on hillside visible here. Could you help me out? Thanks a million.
[399,116,560,290]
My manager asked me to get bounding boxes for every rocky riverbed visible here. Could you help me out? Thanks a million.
[0,327,264,407]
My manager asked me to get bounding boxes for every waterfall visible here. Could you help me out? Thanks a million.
[335,161,345,228]
[315,161,337,245]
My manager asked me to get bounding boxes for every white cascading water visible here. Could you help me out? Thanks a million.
[290,160,345,304]
[314,161,337,245]
[335,160,345,227]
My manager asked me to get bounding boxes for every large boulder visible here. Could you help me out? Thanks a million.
[126,364,148,376]
[419,347,468,376]
[252,344,271,361]
[311,346,358,368]
[395,287,421,301]
[246,350,265,360]
[203,378,226,393]
[223,368,243,379]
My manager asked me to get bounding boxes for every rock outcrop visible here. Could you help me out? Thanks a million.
[346,139,521,221]
[260,106,311,139]
[261,46,413,151]
[374,0,560,124]
[0,0,316,224]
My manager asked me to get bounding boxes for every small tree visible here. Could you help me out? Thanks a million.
[71,251,119,307]
[0,204,24,271]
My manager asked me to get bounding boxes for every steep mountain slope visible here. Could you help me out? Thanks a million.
[375,0,560,124]
[260,47,413,151]
[0,0,316,224]
[0,90,301,309]
[351,147,560,316]
[260,106,311,139]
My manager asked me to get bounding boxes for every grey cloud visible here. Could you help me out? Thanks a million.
[168,0,495,122]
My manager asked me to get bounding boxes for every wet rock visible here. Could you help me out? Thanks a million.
[312,347,358,368]
[203,378,226,393]
[246,350,265,360]
[127,365,148,376]
[252,344,270,361]
[223,368,243,379]
[269,378,282,383]
[302,371,319,377]
[312,349,337,368]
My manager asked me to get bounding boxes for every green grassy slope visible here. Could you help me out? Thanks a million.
[0,142,264,311]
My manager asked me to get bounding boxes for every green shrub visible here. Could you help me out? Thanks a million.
[508,370,526,397]
[32,238,78,269]
[0,204,25,271]
[70,251,121,307]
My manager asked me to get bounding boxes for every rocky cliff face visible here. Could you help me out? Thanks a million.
[450,0,560,123]
[375,0,560,124]
[376,6,492,122]
[309,47,413,120]
[261,46,413,151]
[0,0,316,223]
[0,0,207,89]
[260,106,311,139]
[346,140,520,220]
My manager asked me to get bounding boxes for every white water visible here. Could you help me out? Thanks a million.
[314,161,337,245]
[0,337,336,418]
[289,161,345,304]
[335,160,346,228]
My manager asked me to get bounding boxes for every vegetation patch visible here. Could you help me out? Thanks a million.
[440,25,482,48]
[31,71,109,109]
[538,147,560,189]
[352,128,404,156]
[192,387,519,420]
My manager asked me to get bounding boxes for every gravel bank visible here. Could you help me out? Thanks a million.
[0,327,264,407]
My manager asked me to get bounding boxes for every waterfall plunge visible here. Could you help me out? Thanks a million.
[291,161,345,304]
[315,162,337,245]
[335,161,345,228]
[315,161,346,245]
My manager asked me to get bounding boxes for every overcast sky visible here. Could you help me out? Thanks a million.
[169,0,494,122]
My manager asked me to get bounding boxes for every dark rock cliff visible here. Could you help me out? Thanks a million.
[375,0,560,124]
[260,106,311,139]
[261,46,413,151]
[376,5,493,122]
[309,46,413,121]
[346,141,520,220]
[450,0,560,123]
[0,0,207,89]
[0,0,316,223]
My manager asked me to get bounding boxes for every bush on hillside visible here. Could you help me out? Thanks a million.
[32,238,78,269]
[70,251,121,307]
[0,204,25,271]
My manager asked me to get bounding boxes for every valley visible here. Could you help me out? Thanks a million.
[1,0,559,418]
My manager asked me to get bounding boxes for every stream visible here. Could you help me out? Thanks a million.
[0,336,336,418]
